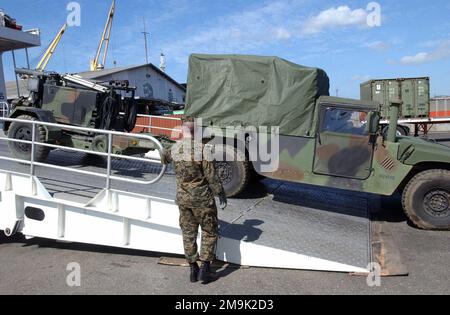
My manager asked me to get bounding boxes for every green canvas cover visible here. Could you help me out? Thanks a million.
[185,54,330,137]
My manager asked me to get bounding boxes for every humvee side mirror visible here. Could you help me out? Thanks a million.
[368,111,381,135]
[367,111,381,145]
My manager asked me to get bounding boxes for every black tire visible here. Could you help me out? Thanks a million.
[214,145,250,198]
[91,135,108,153]
[402,169,450,230]
[84,135,109,166]
[8,115,50,162]
[249,161,266,182]
[382,125,408,138]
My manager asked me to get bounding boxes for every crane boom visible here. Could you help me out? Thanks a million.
[90,0,115,71]
[36,23,67,71]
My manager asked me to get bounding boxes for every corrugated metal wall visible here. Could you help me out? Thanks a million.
[96,66,186,104]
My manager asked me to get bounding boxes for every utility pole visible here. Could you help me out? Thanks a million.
[142,18,150,64]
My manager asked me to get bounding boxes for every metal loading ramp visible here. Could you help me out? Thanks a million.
[0,125,371,274]
[0,171,371,274]
[216,181,371,273]
[0,172,371,274]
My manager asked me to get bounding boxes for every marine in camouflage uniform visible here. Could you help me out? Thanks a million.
[162,122,227,283]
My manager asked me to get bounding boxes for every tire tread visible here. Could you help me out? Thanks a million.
[402,169,450,230]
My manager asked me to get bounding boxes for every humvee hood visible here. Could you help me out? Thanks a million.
[397,137,450,165]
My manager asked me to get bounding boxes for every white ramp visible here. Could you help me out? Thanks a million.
[0,171,370,273]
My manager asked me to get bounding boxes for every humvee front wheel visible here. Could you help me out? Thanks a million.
[214,145,250,198]
[402,169,450,230]
[382,125,408,138]
[8,115,50,162]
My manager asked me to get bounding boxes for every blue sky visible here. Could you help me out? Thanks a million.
[1,0,450,98]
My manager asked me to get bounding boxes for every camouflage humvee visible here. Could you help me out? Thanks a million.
[4,69,155,162]
[185,54,450,230]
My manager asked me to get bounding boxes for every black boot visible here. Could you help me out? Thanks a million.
[190,263,199,283]
[199,261,216,284]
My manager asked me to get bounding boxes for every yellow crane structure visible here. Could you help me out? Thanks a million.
[36,23,67,71]
[90,0,116,71]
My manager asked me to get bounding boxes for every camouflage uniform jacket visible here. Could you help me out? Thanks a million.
[163,139,226,208]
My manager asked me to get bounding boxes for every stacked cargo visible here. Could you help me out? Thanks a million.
[361,77,430,119]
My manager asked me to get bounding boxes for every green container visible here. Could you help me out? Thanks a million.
[404,78,429,117]
[361,77,430,119]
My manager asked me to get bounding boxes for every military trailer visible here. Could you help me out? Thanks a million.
[4,68,154,162]
[185,54,450,230]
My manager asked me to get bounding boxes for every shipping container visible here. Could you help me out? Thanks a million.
[430,96,450,118]
[360,77,430,119]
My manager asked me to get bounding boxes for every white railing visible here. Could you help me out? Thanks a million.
[0,117,167,189]
[135,114,182,134]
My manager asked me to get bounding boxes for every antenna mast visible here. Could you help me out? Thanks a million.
[142,18,150,64]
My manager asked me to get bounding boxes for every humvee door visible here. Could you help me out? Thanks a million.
[313,103,375,180]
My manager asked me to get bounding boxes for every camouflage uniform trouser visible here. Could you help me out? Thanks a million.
[179,204,218,264]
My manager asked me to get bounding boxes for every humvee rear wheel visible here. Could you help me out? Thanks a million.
[8,115,50,162]
[214,145,250,198]
[402,169,450,230]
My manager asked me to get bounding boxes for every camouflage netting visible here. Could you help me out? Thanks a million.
[185,54,330,137]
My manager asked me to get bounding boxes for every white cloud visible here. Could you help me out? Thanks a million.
[275,27,292,40]
[386,59,396,65]
[161,1,297,64]
[302,6,368,35]
[401,40,450,64]
[162,2,376,66]
[420,39,446,48]
[352,75,371,82]
[363,41,389,51]
[401,52,430,65]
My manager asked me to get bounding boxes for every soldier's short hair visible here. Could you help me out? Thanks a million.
[182,116,195,123]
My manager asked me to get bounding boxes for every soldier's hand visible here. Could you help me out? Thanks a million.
[218,195,228,210]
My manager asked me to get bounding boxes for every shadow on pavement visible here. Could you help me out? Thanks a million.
[0,232,178,260]
[220,219,264,242]
[373,193,408,224]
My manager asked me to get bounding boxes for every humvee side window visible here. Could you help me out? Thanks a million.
[314,106,375,180]
[322,108,369,136]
